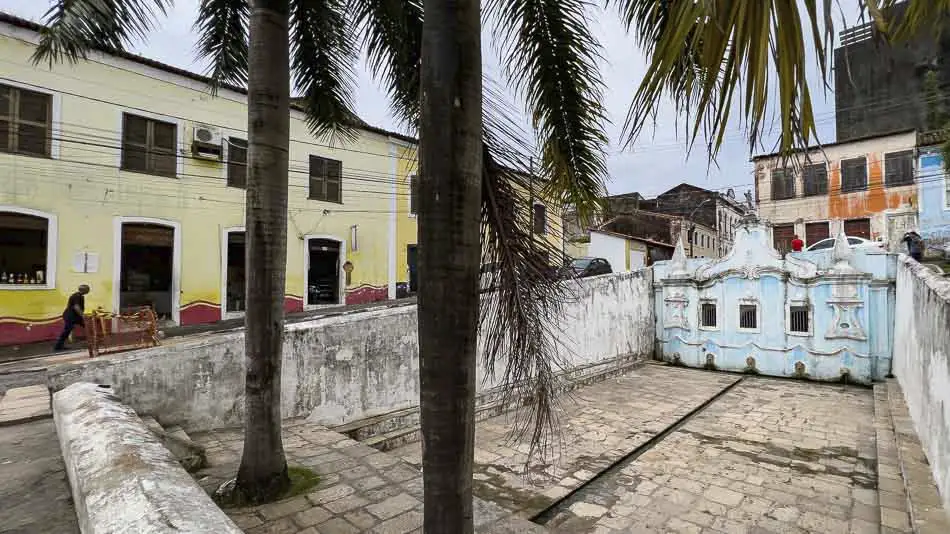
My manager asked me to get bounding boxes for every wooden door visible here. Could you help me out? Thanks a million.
[844,218,871,239]
[804,222,830,247]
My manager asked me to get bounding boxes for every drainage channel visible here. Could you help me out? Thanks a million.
[530,376,745,526]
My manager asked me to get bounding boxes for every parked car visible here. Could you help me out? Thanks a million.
[805,236,883,252]
[563,257,612,279]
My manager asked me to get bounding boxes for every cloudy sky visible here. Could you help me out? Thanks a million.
[6,1,865,197]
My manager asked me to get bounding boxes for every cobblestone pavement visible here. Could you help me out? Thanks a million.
[191,422,545,534]
[0,419,79,534]
[390,364,739,517]
[543,377,879,534]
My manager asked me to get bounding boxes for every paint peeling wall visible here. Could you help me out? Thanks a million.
[892,256,950,512]
[753,131,918,249]
[47,272,655,432]
[654,221,896,384]
[916,147,950,251]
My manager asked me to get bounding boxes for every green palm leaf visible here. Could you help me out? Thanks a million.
[32,0,172,66]
[290,0,360,141]
[195,0,250,92]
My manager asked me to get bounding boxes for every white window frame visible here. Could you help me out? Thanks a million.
[0,79,62,160]
[0,205,58,290]
[112,216,182,324]
[115,108,185,177]
[698,298,719,332]
[737,298,761,333]
[786,299,813,337]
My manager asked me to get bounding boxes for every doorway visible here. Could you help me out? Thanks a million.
[223,230,246,316]
[407,244,418,293]
[118,221,177,322]
[306,237,342,306]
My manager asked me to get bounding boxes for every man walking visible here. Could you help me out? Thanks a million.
[54,284,89,351]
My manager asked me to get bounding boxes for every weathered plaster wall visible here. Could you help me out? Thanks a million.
[893,256,950,512]
[54,382,241,534]
[917,148,950,251]
[47,272,655,431]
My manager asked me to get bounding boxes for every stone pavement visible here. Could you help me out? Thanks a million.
[191,422,545,534]
[0,419,79,533]
[540,377,880,533]
[390,364,739,517]
[0,385,50,426]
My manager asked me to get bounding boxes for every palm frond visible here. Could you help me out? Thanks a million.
[32,0,171,66]
[290,0,360,142]
[349,0,423,128]
[194,0,250,93]
[486,0,609,219]
[616,0,828,158]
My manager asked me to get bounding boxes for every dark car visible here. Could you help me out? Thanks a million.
[563,257,612,279]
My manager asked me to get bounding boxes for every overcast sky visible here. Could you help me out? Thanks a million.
[7,1,865,197]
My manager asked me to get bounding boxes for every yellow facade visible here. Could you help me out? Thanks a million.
[0,16,414,345]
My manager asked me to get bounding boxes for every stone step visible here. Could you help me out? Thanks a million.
[335,356,644,450]
[137,414,206,473]
[0,385,51,426]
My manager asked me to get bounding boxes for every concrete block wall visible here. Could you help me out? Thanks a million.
[47,271,655,432]
[893,255,950,513]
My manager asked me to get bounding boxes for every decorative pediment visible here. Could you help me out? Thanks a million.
[691,221,818,282]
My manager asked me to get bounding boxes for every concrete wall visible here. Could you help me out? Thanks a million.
[893,256,950,512]
[917,148,950,252]
[47,272,655,432]
[589,232,627,272]
[54,382,241,534]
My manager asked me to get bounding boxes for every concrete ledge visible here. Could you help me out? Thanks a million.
[53,382,241,534]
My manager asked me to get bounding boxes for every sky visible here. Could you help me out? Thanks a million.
[5,1,866,198]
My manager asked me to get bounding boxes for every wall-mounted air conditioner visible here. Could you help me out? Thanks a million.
[192,124,223,160]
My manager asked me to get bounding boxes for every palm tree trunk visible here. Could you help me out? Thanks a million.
[236,0,291,503]
[417,0,483,531]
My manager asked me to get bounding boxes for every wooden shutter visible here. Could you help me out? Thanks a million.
[804,222,830,246]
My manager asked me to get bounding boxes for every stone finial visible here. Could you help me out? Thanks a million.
[830,226,857,273]
[670,235,688,276]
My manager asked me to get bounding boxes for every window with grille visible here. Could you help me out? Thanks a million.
[739,304,758,329]
[700,302,717,328]
[884,150,914,187]
[533,203,547,235]
[0,83,52,157]
[802,163,828,196]
[771,168,795,200]
[121,114,177,177]
[226,137,247,188]
[789,305,809,333]
[841,157,868,192]
[408,174,418,215]
[309,155,342,203]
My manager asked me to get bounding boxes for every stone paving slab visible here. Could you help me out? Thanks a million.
[0,385,50,426]
[543,377,879,533]
[389,364,739,517]
[0,419,79,533]
[191,421,546,533]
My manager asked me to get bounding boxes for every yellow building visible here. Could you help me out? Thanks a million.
[0,13,416,345]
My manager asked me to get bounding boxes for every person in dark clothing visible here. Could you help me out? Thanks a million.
[902,231,924,262]
[54,284,90,351]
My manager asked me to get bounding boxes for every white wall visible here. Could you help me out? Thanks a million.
[48,272,656,431]
[589,231,628,271]
[893,256,950,513]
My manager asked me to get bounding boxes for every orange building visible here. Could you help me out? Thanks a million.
[752,130,919,253]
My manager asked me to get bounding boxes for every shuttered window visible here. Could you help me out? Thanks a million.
[884,150,914,187]
[841,157,868,192]
[802,163,828,196]
[309,155,342,203]
[0,83,52,157]
[771,168,795,200]
[226,137,247,189]
[121,113,177,177]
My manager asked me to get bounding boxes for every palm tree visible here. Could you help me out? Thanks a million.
[31,0,937,530]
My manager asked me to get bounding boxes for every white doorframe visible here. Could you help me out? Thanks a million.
[112,216,182,324]
[303,234,346,308]
[220,226,245,320]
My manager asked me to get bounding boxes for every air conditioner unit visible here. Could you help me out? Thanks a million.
[192,124,223,159]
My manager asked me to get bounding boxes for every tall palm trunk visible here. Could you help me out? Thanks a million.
[417,0,483,531]
[236,0,291,503]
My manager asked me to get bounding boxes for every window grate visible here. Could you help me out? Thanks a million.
[739,304,757,329]
[789,305,809,333]
[700,302,717,328]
